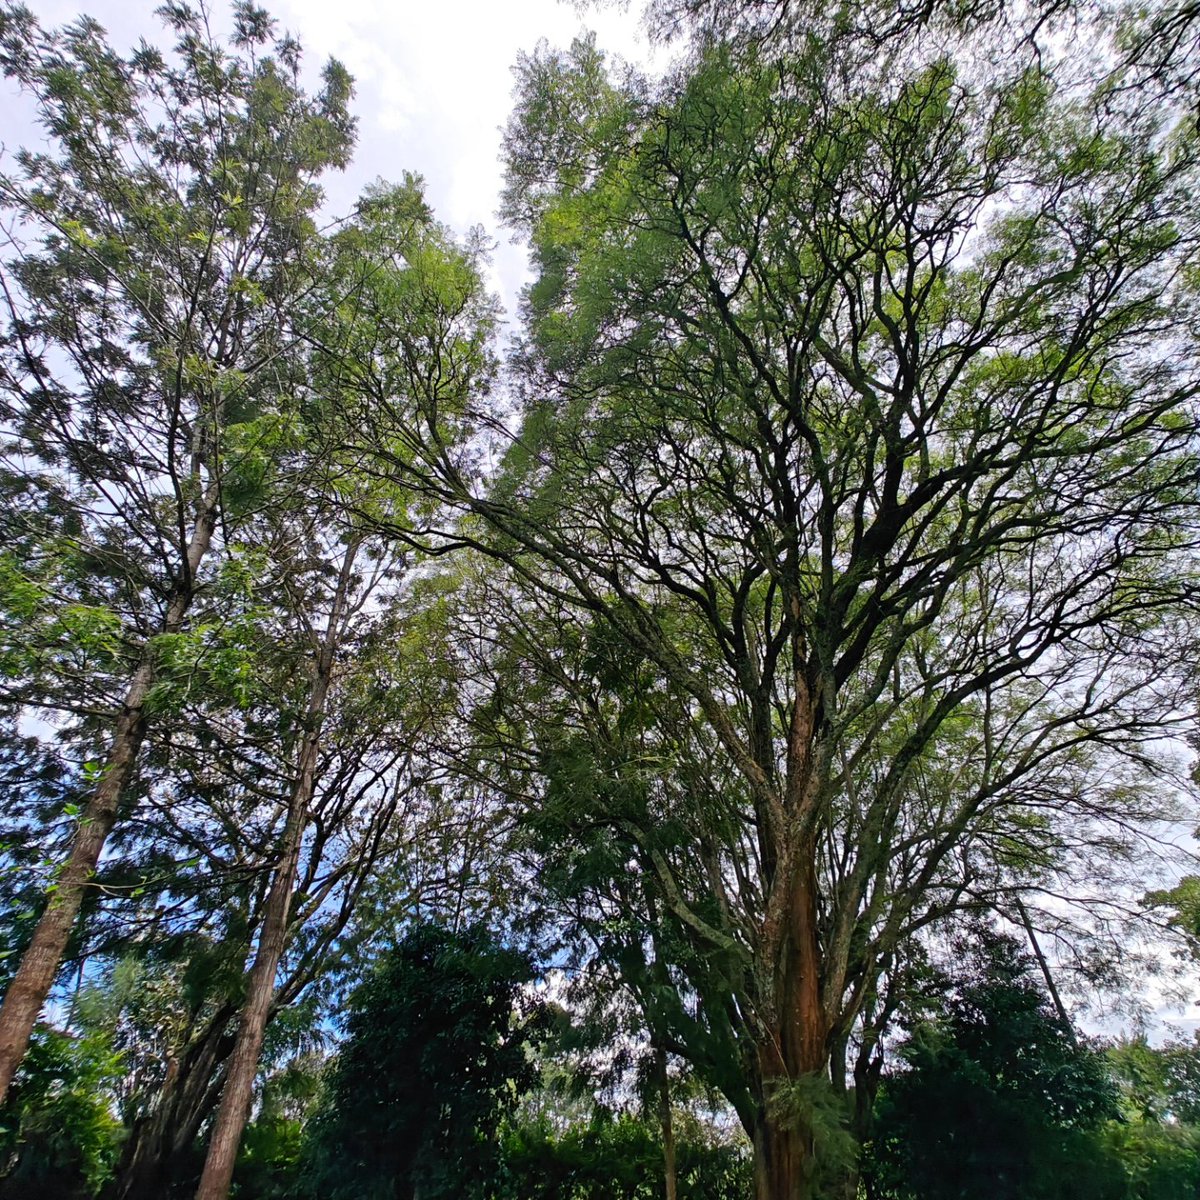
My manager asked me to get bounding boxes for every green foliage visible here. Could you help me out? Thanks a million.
[0,0,361,755]
[1108,1032,1200,1126]
[1097,1032,1200,1199]
[0,1021,123,1198]
[300,923,542,1200]
[866,927,1123,1200]
[1096,1119,1200,1200]
[766,1072,857,1192]
[308,174,497,532]
[0,720,79,967]
[497,1109,751,1199]
[1143,877,1200,958]
[234,1114,307,1200]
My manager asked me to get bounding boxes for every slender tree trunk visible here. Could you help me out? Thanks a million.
[193,785,308,1200]
[654,1045,677,1200]
[1015,896,1074,1037]
[0,503,218,1104]
[195,542,356,1200]
[847,1040,884,1200]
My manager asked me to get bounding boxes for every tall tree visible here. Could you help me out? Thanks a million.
[336,6,1200,1195]
[194,532,360,1200]
[81,478,506,1197]
[0,0,354,1102]
[301,922,541,1200]
[100,583,478,1200]
[195,174,497,1199]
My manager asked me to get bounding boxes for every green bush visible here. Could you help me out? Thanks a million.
[0,1023,123,1199]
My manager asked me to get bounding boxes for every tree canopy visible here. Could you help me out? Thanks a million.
[0,2,1198,1199]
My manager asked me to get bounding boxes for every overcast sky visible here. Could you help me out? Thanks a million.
[265,0,661,325]
[5,0,660,327]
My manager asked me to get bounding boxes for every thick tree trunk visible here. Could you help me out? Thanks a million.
[195,542,355,1200]
[752,851,830,1200]
[0,504,217,1104]
[753,1115,815,1200]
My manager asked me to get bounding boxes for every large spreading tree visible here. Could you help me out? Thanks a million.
[326,5,1200,1196]
[1,2,1198,1198]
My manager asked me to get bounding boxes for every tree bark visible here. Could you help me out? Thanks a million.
[194,542,356,1200]
[192,790,308,1200]
[655,1045,677,1200]
[0,502,218,1104]
[754,1115,814,1200]
[751,850,830,1200]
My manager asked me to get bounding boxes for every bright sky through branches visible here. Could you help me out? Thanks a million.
[3,0,654,327]
[3,0,1196,1049]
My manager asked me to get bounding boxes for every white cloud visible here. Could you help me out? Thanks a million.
[267,0,658,319]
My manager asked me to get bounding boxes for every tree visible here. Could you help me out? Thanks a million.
[498,1108,751,1200]
[103,468,469,1195]
[865,925,1121,1200]
[194,533,364,1199]
[91,592,492,1200]
[0,0,354,1102]
[1100,1032,1200,1200]
[333,4,1200,1194]
[301,922,542,1200]
[1107,1031,1200,1127]
[194,166,505,1199]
